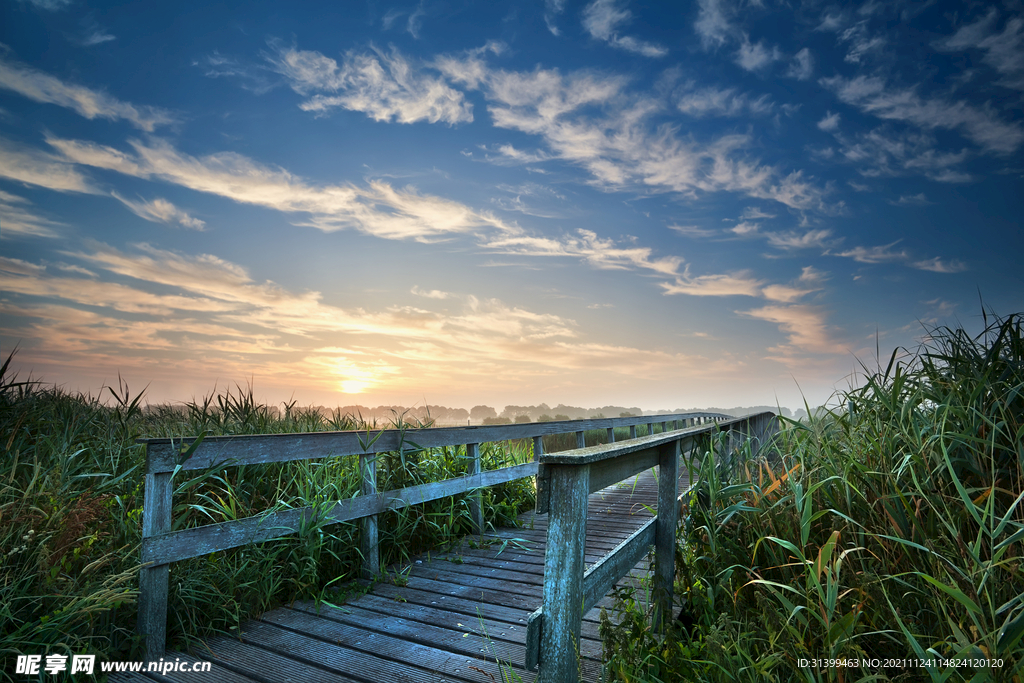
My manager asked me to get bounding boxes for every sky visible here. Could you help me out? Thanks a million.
[1,0,1022,414]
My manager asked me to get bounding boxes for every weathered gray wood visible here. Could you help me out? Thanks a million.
[606,427,614,443]
[143,461,539,566]
[359,451,378,579]
[629,425,637,439]
[654,440,680,631]
[138,468,171,661]
[142,412,729,474]
[587,446,660,494]
[538,428,697,466]
[576,430,586,449]
[536,463,589,681]
[466,443,483,535]
[533,435,544,458]
[581,518,656,613]
[525,607,543,670]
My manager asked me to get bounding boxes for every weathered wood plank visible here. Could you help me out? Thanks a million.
[654,440,680,631]
[534,463,589,681]
[581,518,656,613]
[138,469,171,661]
[143,412,729,473]
[142,462,538,565]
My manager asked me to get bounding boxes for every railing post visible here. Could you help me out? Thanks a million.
[629,424,637,439]
[660,421,667,434]
[538,463,590,683]
[606,427,615,443]
[467,443,483,536]
[138,461,172,661]
[654,438,680,632]
[575,431,585,449]
[359,452,379,579]
[647,422,654,436]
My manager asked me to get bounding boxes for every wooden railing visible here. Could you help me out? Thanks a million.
[524,411,779,682]
[136,410,734,660]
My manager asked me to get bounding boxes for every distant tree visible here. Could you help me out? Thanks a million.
[554,414,570,421]
[620,411,635,417]
[537,414,554,422]
[471,405,497,422]
[482,416,512,425]
[514,414,531,423]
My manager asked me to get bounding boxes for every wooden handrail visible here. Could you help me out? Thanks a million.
[524,412,779,681]
[135,410,734,660]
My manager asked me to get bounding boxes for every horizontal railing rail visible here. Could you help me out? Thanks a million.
[524,412,778,682]
[136,411,732,659]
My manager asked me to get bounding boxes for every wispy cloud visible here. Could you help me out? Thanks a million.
[195,51,279,94]
[544,0,567,35]
[668,224,717,238]
[937,9,1024,91]
[740,304,845,355]
[0,136,97,193]
[766,228,836,250]
[786,48,814,80]
[0,190,64,238]
[912,257,967,273]
[660,269,763,297]
[694,0,735,49]
[817,111,840,132]
[582,0,668,57]
[822,74,1024,154]
[268,43,472,125]
[112,193,206,230]
[735,36,782,72]
[410,285,450,299]
[49,135,511,241]
[832,242,908,263]
[675,83,775,118]
[443,58,830,211]
[838,21,885,63]
[888,192,930,206]
[0,55,175,131]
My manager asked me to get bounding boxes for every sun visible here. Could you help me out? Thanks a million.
[339,379,371,394]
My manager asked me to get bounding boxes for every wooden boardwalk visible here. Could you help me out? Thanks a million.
[118,466,689,683]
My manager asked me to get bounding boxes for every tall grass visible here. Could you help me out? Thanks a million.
[602,311,1024,683]
[0,368,535,681]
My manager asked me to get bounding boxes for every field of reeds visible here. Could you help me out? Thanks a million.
[0,367,538,682]
[601,311,1024,682]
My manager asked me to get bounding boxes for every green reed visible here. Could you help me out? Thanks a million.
[601,311,1024,683]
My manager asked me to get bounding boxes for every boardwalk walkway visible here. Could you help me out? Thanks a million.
[115,465,689,683]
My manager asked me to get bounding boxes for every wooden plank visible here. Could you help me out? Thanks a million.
[587,448,659,493]
[581,518,656,613]
[534,463,589,681]
[466,443,483,535]
[142,462,539,565]
[537,429,698,466]
[138,469,171,661]
[359,451,378,579]
[143,412,732,473]
[654,440,680,631]
[196,635,362,683]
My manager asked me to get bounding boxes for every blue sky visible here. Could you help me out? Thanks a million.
[1,0,1021,413]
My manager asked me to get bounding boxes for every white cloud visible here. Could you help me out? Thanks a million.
[0,136,98,194]
[0,191,64,238]
[832,242,908,263]
[23,0,73,10]
[112,193,206,230]
[817,111,840,132]
[675,84,775,118]
[822,74,1024,154]
[766,229,836,250]
[0,55,175,131]
[912,257,967,273]
[888,193,930,206]
[49,135,512,242]
[544,0,567,35]
[694,0,735,49]
[838,21,885,63]
[740,304,845,354]
[735,36,782,71]
[938,10,1024,91]
[410,285,450,299]
[660,269,763,297]
[730,221,759,236]
[787,48,814,80]
[582,0,668,57]
[268,44,472,125]
[668,224,717,238]
[196,52,278,94]
[740,206,775,220]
